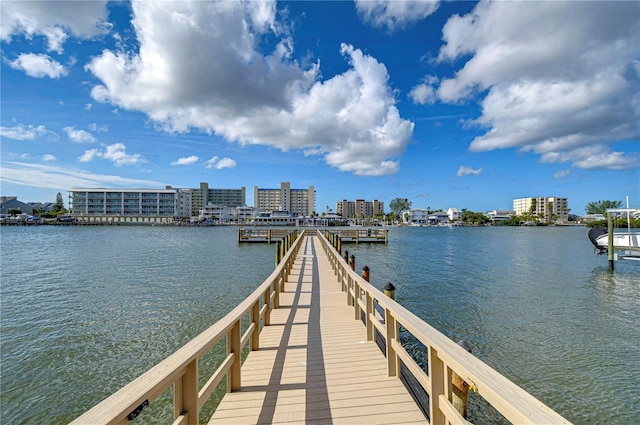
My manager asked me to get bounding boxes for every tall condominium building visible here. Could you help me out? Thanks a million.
[190,182,246,215]
[69,187,192,218]
[336,199,385,218]
[254,182,316,216]
[513,197,569,223]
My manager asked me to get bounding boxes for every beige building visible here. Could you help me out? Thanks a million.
[336,199,384,218]
[254,182,316,216]
[513,197,569,223]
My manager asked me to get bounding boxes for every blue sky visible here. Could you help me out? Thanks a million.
[1,0,638,214]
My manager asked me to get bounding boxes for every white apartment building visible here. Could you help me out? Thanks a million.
[447,207,462,221]
[402,208,429,224]
[336,199,385,218]
[513,197,569,223]
[69,187,192,218]
[254,182,315,216]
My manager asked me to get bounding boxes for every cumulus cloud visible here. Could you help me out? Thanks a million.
[409,75,438,105]
[456,166,482,177]
[41,154,56,162]
[85,0,413,176]
[0,124,49,140]
[171,155,199,166]
[7,53,68,78]
[204,156,237,170]
[553,169,570,179]
[64,126,96,143]
[1,0,109,53]
[433,1,639,171]
[355,0,439,32]
[78,143,145,167]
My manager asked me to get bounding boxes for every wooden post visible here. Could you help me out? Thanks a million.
[349,254,355,271]
[452,340,472,419]
[362,266,370,282]
[384,282,395,300]
[275,240,281,266]
[227,321,241,392]
[251,300,260,351]
[337,236,342,255]
[608,212,614,270]
[174,359,199,424]
[344,249,349,262]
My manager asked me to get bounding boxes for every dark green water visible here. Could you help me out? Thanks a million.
[1,226,638,424]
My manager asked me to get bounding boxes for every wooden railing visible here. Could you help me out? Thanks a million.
[319,229,571,425]
[70,230,307,425]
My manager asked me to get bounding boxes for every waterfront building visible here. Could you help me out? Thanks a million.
[336,199,384,218]
[190,182,246,216]
[402,208,429,225]
[513,197,569,223]
[254,182,315,216]
[485,210,516,224]
[236,206,258,223]
[69,188,192,219]
[428,211,450,225]
[447,207,462,221]
[0,196,34,215]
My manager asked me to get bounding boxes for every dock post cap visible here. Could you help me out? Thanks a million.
[384,282,395,291]
[457,340,472,353]
[362,265,369,272]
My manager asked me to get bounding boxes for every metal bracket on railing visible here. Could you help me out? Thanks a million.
[127,399,149,421]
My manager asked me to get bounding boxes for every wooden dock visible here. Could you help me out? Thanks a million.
[209,234,425,424]
[72,229,571,425]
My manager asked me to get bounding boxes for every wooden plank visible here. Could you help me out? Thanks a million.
[209,235,427,424]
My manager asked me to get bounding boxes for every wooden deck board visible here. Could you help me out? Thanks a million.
[209,235,427,424]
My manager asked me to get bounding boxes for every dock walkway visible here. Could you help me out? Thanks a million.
[209,234,426,424]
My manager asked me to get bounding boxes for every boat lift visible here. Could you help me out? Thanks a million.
[604,207,640,269]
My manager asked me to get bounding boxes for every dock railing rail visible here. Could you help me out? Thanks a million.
[70,230,307,425]
[318,229,571,425]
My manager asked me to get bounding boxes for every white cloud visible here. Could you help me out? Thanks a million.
[1,1,109,53]
[456,166,482,177]
[64,126,96,143]
[355,0,440,32]
[78,143,145,167]
[84,103,93,110]
[7,53,68,78]
[0,124,49,140]
[41,154,56,162]
[171,155,199,166]
[553,169,570,179]
[409,75,438,105]
[0,161,163,191]
[204,156,237,170]
[85,1,413,176]
[433,1,639,171]
[88,123,108,133]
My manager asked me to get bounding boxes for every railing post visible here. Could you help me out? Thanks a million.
[227,321,241,392]
[354,279,360,320]
[366,292,374,341]
[174,359,198,424]
[385,308,398,377]
[429,347,446,425]
[263,288,271,326]
[251,300,260,351]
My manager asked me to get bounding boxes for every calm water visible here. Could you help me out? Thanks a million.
[1,225,638,424]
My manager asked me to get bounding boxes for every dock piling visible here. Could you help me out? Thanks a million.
[452,340,472,418]
[384,282,395,300]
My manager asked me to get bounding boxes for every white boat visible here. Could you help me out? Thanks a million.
[588,227,640,254]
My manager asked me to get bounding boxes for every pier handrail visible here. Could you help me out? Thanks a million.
[317,229,571,425]
[71,230,306,425]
